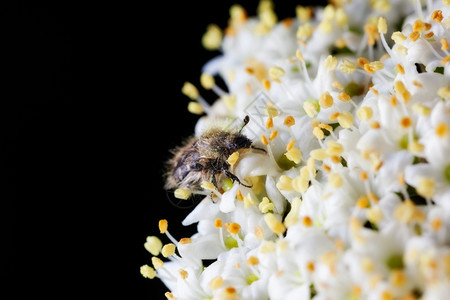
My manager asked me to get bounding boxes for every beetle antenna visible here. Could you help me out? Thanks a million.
[239,115,250,133]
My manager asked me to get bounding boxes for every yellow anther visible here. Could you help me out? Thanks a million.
[400,117,412,128]
[396,64,405,74]
[364,61,384,73]
[159,219,168,234]
[442,56,450,65]
[181,82,199,100]
[209,276,224,290]
[357,57,370,68]
[328,172,343,188]
[318,19,333,34]
[389,270,406,287]
[261,135,269,145]
[144,236,163,256]
[296,5,312,23]
[265,103,279,117]
[140,265,156,279]
[247,256,259,266]
[441,39,449,50]
[424,31,434,39]
[370,121,381,129]
[329,112,340,121]
[332,81,344,90]
[284,115,295,127]
[276,175,294,191]
[259,197,274,213]
[313,127,325,139]
[306,261,315,272]
[356,195,370,208]
[254,226,264,239]
[367,206,383,223]
[394,81,411,103]
[303,100,319,117]
[269,130,278,141]
[324,55,338,70]
[286,139,296,151]
[435,122,449,138]
[337,92,351,102]
[337,111,354,128]
[431,218,442,231]
[408,141,424,154]
[236,189,243,201]
[438,87,450,99]
[284,197,302,227]
[394,44,408,56]
[227,151,240,166]
[285,147,302,164]
[364,22,379,46]
[409,31,421,42]
[230,4,247,24]
[222,287,238,299]
[297,22,314,40]
[202,24,223,50]
[319,123,333,132]
[378,17,387,34]
[302,216,313,227]
[327,141,344,156]
[389,95,397,106]
[214,218,223,228]
[412,20,431,32]
[179,269,189,279]
[391,31,406,45]
[201,181,216,190]
[335,7,348,26]
[413,80,422,87]
[152,256,164,269]
[431,10,443,23]
[178,237,192,245]
[165,292,175,300]
[394,200,425,224]
[187,101,203,115]
[295,49,304,62]
[264,213,286,235]
[370,87,379,95]
[310,148,329,160]
[223,94,236,110]
[225,222,241,235]
[319,92,334,108]
[161,243,176,257]
[262,78,271,91]
[174,188,191,200]
[357,106,373,121]
[269,66,285,79]
[200,73,215,90]
[361,257,375,273]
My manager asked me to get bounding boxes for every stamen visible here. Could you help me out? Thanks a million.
[144,236,163,256]
[161,243,176,258]
[140,265,157,279]
[264,213,286,235]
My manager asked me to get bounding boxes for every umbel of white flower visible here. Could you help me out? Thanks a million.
[141,0,450,299]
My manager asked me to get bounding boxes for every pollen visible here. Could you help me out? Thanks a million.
[209,276,224,290]
[337,111,354,128]
[435,122,449,138]
[438,87,450,99]
[144,236,163,256]
[328,172,343,188]
[202,24,223,50]
[432,10,443,22]
[285,147,302,164]
[302,216,313,227]
[431,218,442,231]
[269,66,285,79]
[306,261,315,272]
[247,256,260,266]
[181,82,199,100]
[400,117,412,128]
[227,151,240,166]
[140,265,156,279]
[179,237,192,245]
[159,219,168,234]
[214,218,223,228]
[261,135,269,145]
[179,269,188,279]
[262,78,271,91]
[442,56,450,65]
[264,213,286,235]
[356,195,370,208]
[378,17,387,34]
[408,31,420,42]
[269,130,278,141]
[396,64,405,74]
[357,106,373,121]
[337,92,351,102]
[226,222,241,235]
[187,101,203,115]
[201,181,216,191]
[161,243,176,257]
[284,115,295,127]
[417,177,435,198]
[152,256,164,269]
[319,92,334,108]
[412,19,431,32]
[340,58,356,74]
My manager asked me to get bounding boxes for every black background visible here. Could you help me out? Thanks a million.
[2,0,325,298]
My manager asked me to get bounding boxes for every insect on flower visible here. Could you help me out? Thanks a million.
[164,115,265,197]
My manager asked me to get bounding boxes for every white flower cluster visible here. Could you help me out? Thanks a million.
[142,0,450,299]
